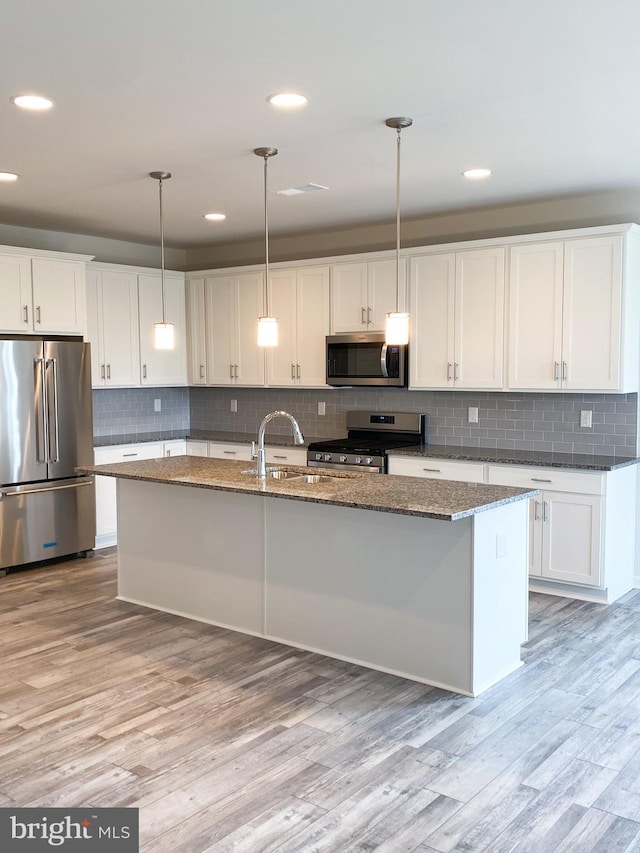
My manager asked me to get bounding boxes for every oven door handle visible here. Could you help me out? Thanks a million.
[380,343,389,378]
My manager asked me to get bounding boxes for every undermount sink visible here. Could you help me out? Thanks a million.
[241,467,301,479]
[300,474,335,484]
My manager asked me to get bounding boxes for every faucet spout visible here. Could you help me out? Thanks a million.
[256,410,305,477]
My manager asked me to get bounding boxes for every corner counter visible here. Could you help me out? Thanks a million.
[81,457,536,697]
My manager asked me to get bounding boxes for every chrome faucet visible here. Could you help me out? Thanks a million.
[255,411,305,477]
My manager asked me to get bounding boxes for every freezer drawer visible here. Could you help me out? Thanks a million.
[0,477,95,570]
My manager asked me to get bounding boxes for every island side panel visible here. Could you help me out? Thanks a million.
[264,498,475,695]
[116,479,264,634]
[470,499,529,695]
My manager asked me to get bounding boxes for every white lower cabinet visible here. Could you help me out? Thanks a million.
[265,446,307,466]
[94,441,177,548]
[187,440,305,466]
[389,454,636,603]
[186,440,209,457]
[208,441,253,462]
[163,440,187,457]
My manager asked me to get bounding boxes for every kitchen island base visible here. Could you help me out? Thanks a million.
[115,478,529,697]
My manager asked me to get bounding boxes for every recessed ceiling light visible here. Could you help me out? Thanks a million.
[462,168,492,180]
[267,93,308,108]
[0,172,19,182]
[204,213,226,221]
[11,94,54,111]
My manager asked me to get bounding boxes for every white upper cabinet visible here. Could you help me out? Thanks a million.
[186,278,207,385]
[410,247,505,389]
[267,265,330,387]
[86,268,140,387]
[138,273,187,386]
[508,233,638,391]
[205,272,265,386]
[331,258,405,333]
[0,249,89,335]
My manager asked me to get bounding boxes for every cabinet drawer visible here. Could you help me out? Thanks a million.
[186,440,209,457]
[487,464,604,496]
[208,442,253,461]
[265,446,307,465]
[388,456,485,483]
[94,442,164,464]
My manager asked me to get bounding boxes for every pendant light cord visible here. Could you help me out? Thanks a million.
[159,175,166,324]
[263,154,270,317]
[395,126,401,313]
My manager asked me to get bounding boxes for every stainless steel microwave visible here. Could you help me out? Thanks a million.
[326,332,408,387]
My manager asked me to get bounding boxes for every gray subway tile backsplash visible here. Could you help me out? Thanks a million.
[92,385,638,458]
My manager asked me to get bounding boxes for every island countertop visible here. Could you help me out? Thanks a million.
[80,456,537,522]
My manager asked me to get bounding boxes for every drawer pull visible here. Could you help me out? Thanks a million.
[122,452,138,457]
[531,478,552,483]
[273,455,287,460]
[422,468,441,473]
[223,450,237,455]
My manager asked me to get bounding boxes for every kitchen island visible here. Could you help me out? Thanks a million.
[82,456,537,696]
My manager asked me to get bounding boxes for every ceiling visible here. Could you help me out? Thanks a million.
[1,0,639,250]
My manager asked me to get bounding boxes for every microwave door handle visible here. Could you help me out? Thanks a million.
[380,343,389,378]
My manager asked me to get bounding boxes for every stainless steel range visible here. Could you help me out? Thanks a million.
[306,411,426,474]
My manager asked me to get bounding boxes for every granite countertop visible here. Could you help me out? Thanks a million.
[93,430,321,449]
[388,443,640,472]
[79,456,537,522]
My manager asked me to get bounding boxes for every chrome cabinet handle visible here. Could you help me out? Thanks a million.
[36,305,42,324]
[273,455,287,460]
[291,363,296,380]
[531,478,552,483]
[562,361,568,381]
[230,364,234,379]
[454,363,459,380]
[367,307,372,324]
[422,468,441,473]
[199,364,205,379]
[142,364,147,379]
[447,363,453,380]
[23,304,29,323]
[223,450,237,455]
[101,364,105,380]
[106,364,111,380]
[543,501,549,522]
[297,364,301,379]
[234,364,239,379]
[534,500,540,521]
[122,453,138,457]
[554,361,560,381]
[361,307,366,325]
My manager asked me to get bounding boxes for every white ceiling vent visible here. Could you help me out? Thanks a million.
[277,182,329,196]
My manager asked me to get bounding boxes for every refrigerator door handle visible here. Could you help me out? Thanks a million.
[46,358,60,463]
[34,356,49,463]
[1,479,94,499]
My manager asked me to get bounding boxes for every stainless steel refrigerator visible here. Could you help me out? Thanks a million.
[0,336,95,572]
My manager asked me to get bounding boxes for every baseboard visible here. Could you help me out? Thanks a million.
[95,533,117,549]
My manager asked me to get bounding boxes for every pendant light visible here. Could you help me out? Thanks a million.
[254,147,279,347]
[384,117,412,346]
[149,171,175,350]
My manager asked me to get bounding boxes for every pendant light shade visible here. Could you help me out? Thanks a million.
[384,117,412,346]
[255,147,278,347]
[149,171,176,350]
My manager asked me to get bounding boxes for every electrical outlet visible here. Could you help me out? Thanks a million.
[230,399,237,413]
[154,399,161,412]
[468,406,479,424]
[580,410,593,428]
[318,401,326,416]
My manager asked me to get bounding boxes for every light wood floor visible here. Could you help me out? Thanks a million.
[1,549,640,852]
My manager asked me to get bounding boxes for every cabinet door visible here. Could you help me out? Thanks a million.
[296,266,330,386]
[85,269,104,385]
[0,254,32,332]
[186,440,209,457]
[31,259,86,334]
[186,278,207,385]
[330,262,368,332]
[368,258,405,330]
[455,248,505,389]
[265,446,308,465]
[206,276,235,385]
[235,273,265,386]
[508,243,563,389]
[542,491,602,586]
[529,498,543,577]
[409,253,455,388]
[138,274,187,386]
[101,271,140,386]
[266,270,297,386]
[562,235,622,390]
[163,440,187,457]
[208,441,253,461]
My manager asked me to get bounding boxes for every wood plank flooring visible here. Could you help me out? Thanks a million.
[1,548,640,851]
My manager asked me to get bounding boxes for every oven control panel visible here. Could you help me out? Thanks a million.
[307,451,384,472]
